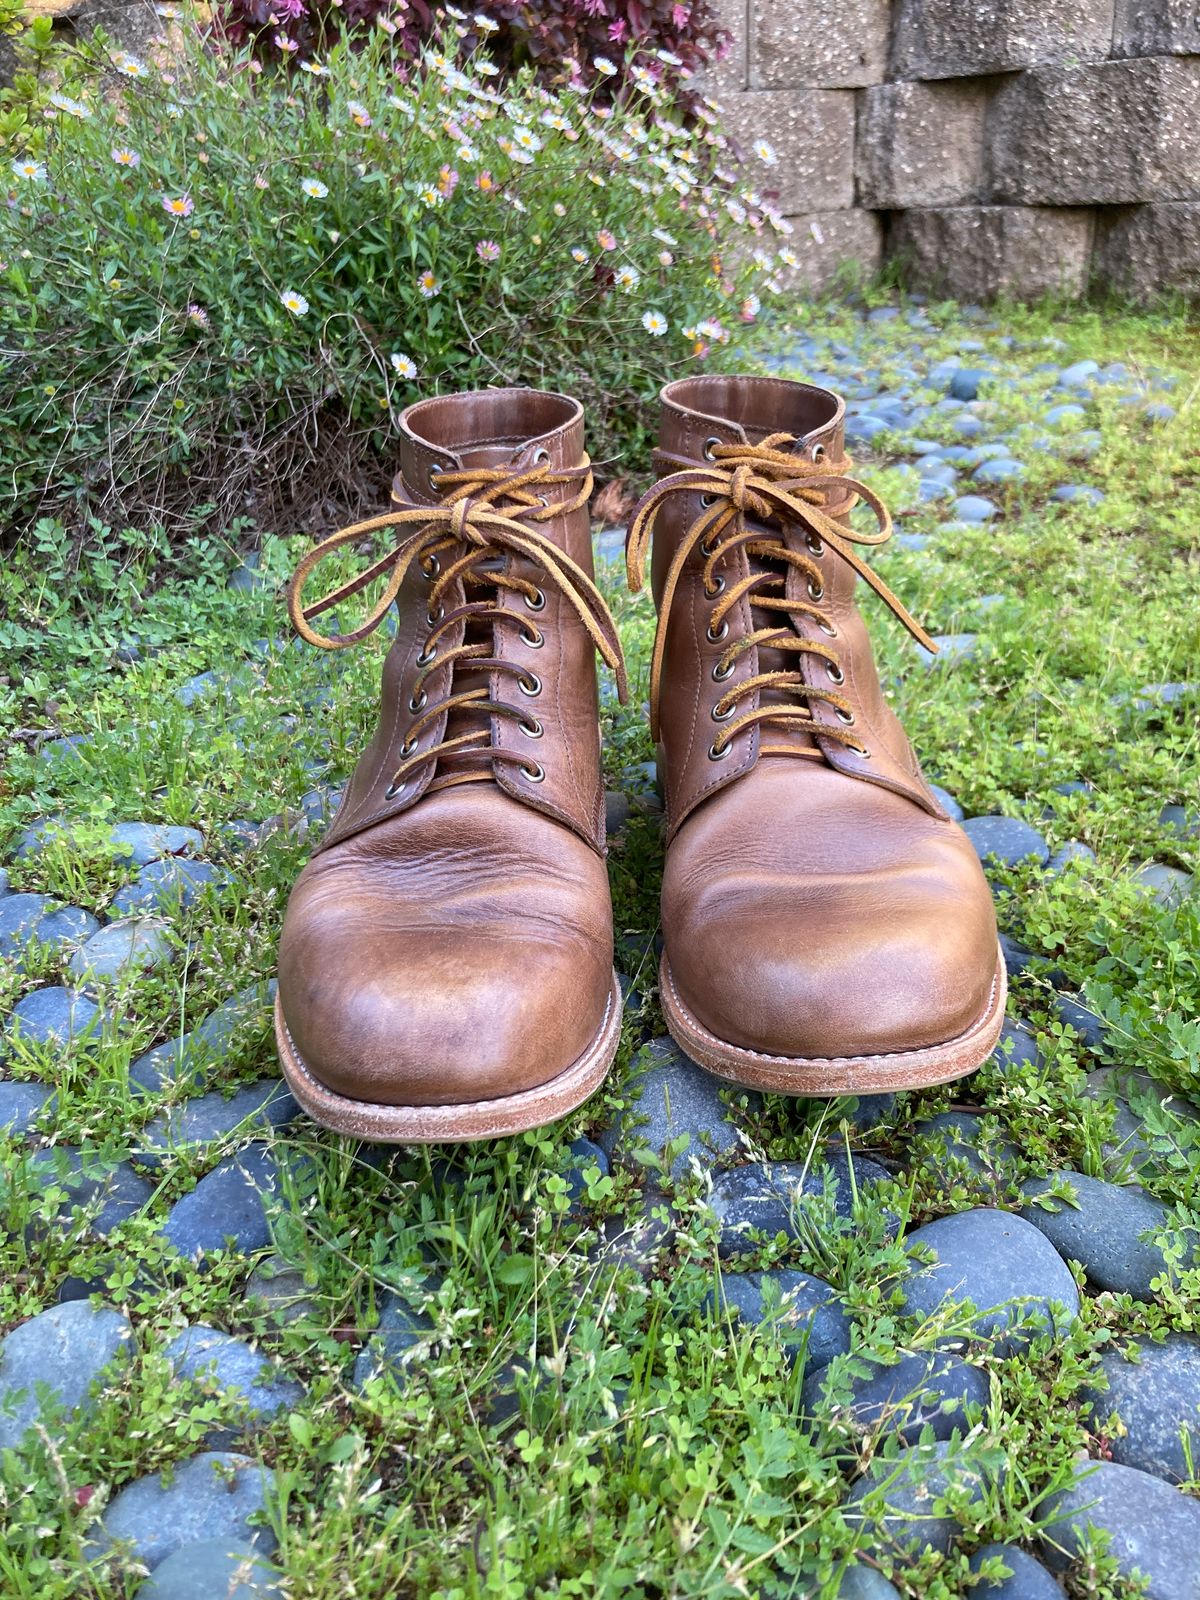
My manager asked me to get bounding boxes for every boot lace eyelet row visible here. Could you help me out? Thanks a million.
[626,431,939,770]
[287,453,628,797]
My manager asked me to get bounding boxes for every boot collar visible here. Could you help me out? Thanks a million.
[396,388,585,506]
[659,375,845,467]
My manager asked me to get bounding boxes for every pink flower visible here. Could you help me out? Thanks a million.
[186,303,209,326]
[161,193,194,217]
[608,18,627,42]
[672,3,690,26]
[437,164,459,198]
[476,239,500,262]
[597,228,616,250]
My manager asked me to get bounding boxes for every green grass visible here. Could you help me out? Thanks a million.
[0,293,1197,1597]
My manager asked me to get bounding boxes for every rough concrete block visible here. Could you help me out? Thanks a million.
[776,210,884,293]
[752,0,890,88]
[1094,201,1200,297]
[857,79,989,208]
[695,0,749,96]
[1112,0,1200,55]
[724,90,856,212]
[988,57,1200,204]
[892,0,1115,78]
[889,206,1094,300]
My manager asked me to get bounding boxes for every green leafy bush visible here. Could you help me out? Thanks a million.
[0,15,789,539]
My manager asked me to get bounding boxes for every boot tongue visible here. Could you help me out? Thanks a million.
[438,438,547,780]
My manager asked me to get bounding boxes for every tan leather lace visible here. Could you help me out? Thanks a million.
[288,456,627,794]
[625,432,936,760]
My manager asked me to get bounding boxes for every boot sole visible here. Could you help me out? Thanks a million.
[274,972,623,1143]
[660,944,1008,1095]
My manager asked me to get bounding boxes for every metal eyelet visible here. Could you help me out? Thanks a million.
[707,619,729,643]
[517,671,541,697]
[826,662,844,686]
[711,699,735,723]
[399,736,417,757]
[807,579,824,602]
[806,534,824,556]
[708,739,731,761]
[420,554,440,579]
[818,618,837,638]
[408,689,427,712]
[520,626,544,649]
[521,760,546,783]
[811,442,826,463]
[428,460,450,489]
[416,644,437,666]
[526,587,546,612]
[427,605,444,626]
[700,534,717,556]
[700,493,717,509]
[383,781,401,799]
[702,435,721,462]
[835,708,855,726]
[712,658,735,682]
[531,446,551,464]
[704,574,726,597]
[519,716,543,739]
[853,745,871,759]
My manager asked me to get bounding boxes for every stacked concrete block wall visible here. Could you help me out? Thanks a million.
[704,0,1200,300]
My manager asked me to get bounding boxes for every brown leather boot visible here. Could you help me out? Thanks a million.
[626,375,1005,1095]
[276,389,627,1141]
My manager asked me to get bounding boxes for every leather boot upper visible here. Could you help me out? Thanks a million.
[278,389,624,1107]
[629,375,1000,1063]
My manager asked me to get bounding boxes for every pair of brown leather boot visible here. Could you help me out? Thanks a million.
[275,378,1005,1143]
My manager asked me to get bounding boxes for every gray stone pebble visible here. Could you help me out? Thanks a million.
[844,1439,995,1561]
[164,1324,305,1440]
[1160,804,1199,840]
[709,1269,851,1372]
[0,1301,132,1450]
[1083,1335,1200,1486]
[988,1019,1042,1075]
[1052,993,1106,1050]
[97,1451,277,1571]
[5,986,101,1048]
[951,494,998,522]
[835,1565,902,1600]
[354,1283,436,1390]
[111,858,226,917]
[136,1080,300,1168]
[914,1111,1018,1178]
[704,1153,896,1259]
[962,817,1050,870]
[136,1537,283,1599]
[29,1149,154,1237]
[596,1037,758,1178]
[0,1079,53,1135]
[129,980,277,1096]
[917,633,978,668]
[900,1208,1080,1356]
[242,1255,318,1326]
[1039,1458,1200,1598]
[1047,840,1095,875]
[1132,862,1193,906]
[68,918,173,988]
[109,822,204,865]
[0,893,98,962]
[968,1542,1063,1598]
[1051,484,1104,506]
[161,1145,290,1262]
[1020,1171,1174,1301]
[805,1349,987,1445]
